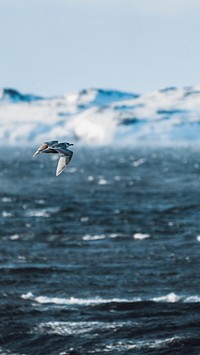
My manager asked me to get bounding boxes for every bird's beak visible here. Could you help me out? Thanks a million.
[70,143,74,146]
[33,143,48,156]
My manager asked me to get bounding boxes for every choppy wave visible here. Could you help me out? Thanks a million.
[25,206,60,217]
[81,233,122,241]
[0,349,22,355]
[82,234,106,241]
[0,335,191,355]
[2,148,200,355]
[29,319,190,353]
[81,232,153,242]
[21,293,140,305]
[21,292,200,305]
[31,320,132,336]
[91,336,185,352]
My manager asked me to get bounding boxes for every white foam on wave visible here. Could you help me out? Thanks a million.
[98,177,109,185]
[151,292,181,303]
[21,293,140,305]
[34,199,45,205]
[109,233,121,238]
[25,209,50,217]
[80,216,89,222]
[132,158,146,167]
[21,292,34,299]
[133,233,150,240]
[101,336,182,352]
[25,206,60,218]
[87,175,94,182]
[34,295,136,305]
[2,211,13,217]
[0,347,23,355]
[1,197,12,203]
[65,166,77,174]
[82,234,106,241]
[31,320,130,336]
[82,233,123,241]
[9,234,20,240]
[184,295,200,303]
[21,292,200,305]
[151,292,200,303]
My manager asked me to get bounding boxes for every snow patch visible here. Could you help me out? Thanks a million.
[1,85,200,146]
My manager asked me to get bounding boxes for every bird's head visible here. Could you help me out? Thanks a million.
[65,142,74,147]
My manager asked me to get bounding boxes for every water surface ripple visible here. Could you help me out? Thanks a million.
[0,147,200,354]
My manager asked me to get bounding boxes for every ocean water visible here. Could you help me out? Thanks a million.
[1,146,200,355]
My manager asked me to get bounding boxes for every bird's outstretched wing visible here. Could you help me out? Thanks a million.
[33,143,48,156]
[33,140,58,156]
[56,150,73,176]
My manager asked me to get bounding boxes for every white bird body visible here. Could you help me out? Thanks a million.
[33,141,73,176]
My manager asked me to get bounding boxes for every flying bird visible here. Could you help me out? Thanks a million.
[33,140,74,176]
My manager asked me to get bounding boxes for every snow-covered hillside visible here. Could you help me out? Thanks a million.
[1,86,200,146]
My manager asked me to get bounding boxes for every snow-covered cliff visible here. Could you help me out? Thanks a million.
[1,86,200,145]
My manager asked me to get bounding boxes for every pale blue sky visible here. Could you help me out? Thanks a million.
[0,0,200,96]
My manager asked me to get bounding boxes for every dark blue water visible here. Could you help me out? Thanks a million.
[1,147,200,354]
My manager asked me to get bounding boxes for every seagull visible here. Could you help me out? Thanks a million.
[33,141,74,176]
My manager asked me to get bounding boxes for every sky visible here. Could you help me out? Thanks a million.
[0,0,200,97]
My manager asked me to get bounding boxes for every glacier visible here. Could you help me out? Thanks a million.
[1,86,200,146]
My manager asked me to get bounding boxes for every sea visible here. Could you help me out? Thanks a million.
[1,146,200,355]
